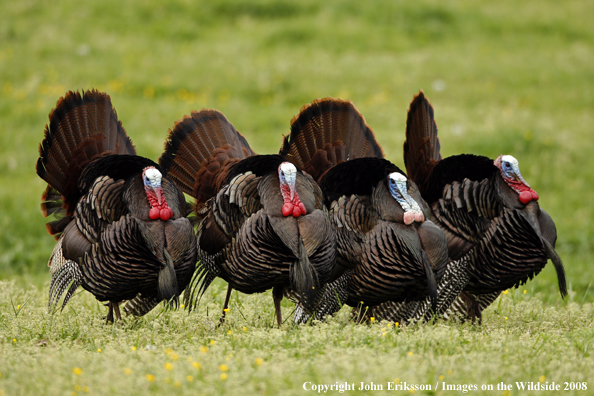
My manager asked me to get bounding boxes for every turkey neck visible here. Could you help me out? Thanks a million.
[123,176,183,261]
[371,182,407,223]
[124,175,181,221]
[257,168,317,218]
[319,157,406,209]
[371,178,430,226]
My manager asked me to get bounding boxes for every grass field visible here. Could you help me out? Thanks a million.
[1,0,593,394]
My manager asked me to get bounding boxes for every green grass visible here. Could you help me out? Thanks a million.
[1,0,593,394]
[1,280,594,396]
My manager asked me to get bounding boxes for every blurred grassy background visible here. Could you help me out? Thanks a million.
[0,0,592,304]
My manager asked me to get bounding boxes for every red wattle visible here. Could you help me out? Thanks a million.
[518,191,533,205]
[403,212,415,225]
[149,207,160,220]
[414,211,425,223]
[292,205,301,217]
[298,202,307,215]
[160,207,172,221]
[531,191,539,201]
[282,203,294,217]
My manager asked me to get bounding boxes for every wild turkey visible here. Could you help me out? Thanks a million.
[380,90,567,322]
[159,109,336,326]
[37,90,197,322]
[280,98,450,322]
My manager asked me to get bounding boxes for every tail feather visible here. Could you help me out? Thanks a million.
[40,186,63,217]
[280,97,384,182]
[183,255,220,312]
[160,109,256,204]
[48,263,83,311]
[123,294,160,317]
[47,236,83,312]
[403,90,442,194]
[294,269,351,324]
[41,185,72,239]
[372,255,471,325]
[36,90,135,224]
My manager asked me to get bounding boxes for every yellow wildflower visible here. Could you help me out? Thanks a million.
[192,362,201,369]
[224,308,229,313]
[97,349,102,353]
[539,375,546,383]
[439,375,445,381]
[370,317,375,322]
[82,386,89,393]
[174,380,181,387]
[146,374,155,382]
[523,290,527,294]
[131,346,137,351]
[164,362,174,371]
[187,375,194,382]
[200,346,208,353]
[210,340,216,346]
[255,358,263,366]
[123,368,132,375]
[220,373,228,380]
[75,385,81,391]
[407,351,413,357]
[242,326,248,331]
[72,367,83,376]
[219,364,229,372]
[503,290,509,295]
